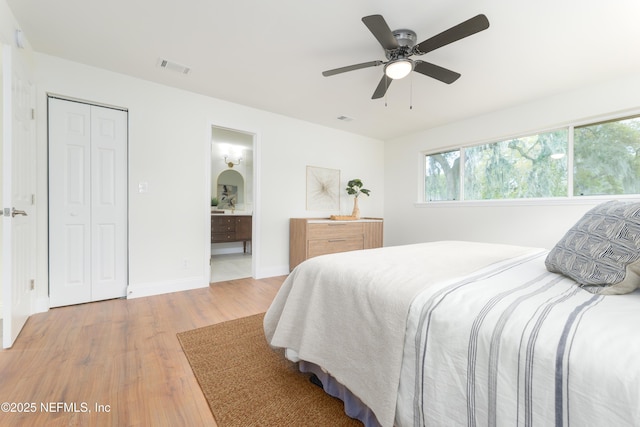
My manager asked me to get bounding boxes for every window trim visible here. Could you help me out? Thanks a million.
[414,194,640,209]
[419,108,640,206]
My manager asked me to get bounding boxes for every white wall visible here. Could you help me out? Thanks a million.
[33,53,384,301]
[0,0,20,44]
[384,72,640,250]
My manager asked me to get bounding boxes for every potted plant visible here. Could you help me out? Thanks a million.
[211,197,219,207]
[346,179,370,219]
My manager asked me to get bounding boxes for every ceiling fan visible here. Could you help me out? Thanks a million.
[322,14,490,99]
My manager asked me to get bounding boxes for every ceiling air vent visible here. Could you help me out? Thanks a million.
[157,58,191,74]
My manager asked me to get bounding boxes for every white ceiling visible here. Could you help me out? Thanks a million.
[7,0,640,140]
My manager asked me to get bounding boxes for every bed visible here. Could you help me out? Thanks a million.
[264,201,640,426]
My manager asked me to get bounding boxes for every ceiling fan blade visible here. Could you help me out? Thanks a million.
[372,75,392,99]
[322,60,384,77]
[362,15,399,50]
[414,60,461,84]
[413,14,489,55]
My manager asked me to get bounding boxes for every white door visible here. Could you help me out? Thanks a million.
[2,45,36,349]
[48,98,127,307]
[89,105,128,301]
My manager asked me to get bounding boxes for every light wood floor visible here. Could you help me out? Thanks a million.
[0,276,285,427]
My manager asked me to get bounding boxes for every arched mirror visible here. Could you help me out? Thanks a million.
[216,169,244,210]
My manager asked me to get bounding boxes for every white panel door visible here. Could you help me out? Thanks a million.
[49,98,127,307]
[2,45,36,348]
[49,99,92,306]
[90,106,127,301]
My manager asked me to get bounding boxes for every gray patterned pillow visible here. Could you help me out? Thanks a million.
[545,200,640,295]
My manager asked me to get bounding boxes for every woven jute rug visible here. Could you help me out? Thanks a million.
[177,313,362,426]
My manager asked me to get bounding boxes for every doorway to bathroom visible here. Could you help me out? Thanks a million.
[210,126,254,282]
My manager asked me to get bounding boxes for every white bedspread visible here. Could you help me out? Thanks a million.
[264,241,541,427]
[397,250,640,426]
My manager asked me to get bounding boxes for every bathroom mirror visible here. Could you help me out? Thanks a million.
[211,127,254,214]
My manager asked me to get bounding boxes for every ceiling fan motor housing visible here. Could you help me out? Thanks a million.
[392,29,417,47]
[385,29,416,60]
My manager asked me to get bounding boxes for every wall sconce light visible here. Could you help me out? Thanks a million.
[224,155,242,168]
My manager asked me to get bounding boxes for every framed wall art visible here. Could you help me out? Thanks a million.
[306,166,340,211]
[217,184,238,209]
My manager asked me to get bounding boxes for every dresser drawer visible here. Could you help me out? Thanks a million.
[289,218,383,272]
[212,232,236,242]
[213,224,235,233]
[307,222,363,240]
[212,216,235,231]
[307,237,364,259]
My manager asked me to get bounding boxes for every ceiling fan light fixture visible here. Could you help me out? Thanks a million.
[322,13,490,99]
[384,59,413,79]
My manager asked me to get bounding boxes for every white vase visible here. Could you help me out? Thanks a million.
[351,197,360,219]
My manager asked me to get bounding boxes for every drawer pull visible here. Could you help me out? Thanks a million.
[328,223,346,226]
[328,239,347,242]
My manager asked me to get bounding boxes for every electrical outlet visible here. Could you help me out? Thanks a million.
[182,258,189,270]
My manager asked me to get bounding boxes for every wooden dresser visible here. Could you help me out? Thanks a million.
[289,218,383,271]
[211,215,252,252]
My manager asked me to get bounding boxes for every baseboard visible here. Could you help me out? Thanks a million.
[255,265,290,279]
[126,276,209,299]
[33,296,50,314]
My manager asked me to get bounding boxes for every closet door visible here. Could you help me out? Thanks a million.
[49,98,127,307]
[90,106,128,302]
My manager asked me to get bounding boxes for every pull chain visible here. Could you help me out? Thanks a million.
[410,73,413,110]
[384,75,388,107]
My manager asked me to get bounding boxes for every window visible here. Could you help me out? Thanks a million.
[464,130,568,200]
[574,116,640,196]
[424,114,640,202]
[425,149,460,201]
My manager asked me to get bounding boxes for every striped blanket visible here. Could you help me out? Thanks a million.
[265,241,539,427]
[397,250,640,426]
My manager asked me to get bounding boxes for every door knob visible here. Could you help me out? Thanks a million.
[11,208,27,217]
